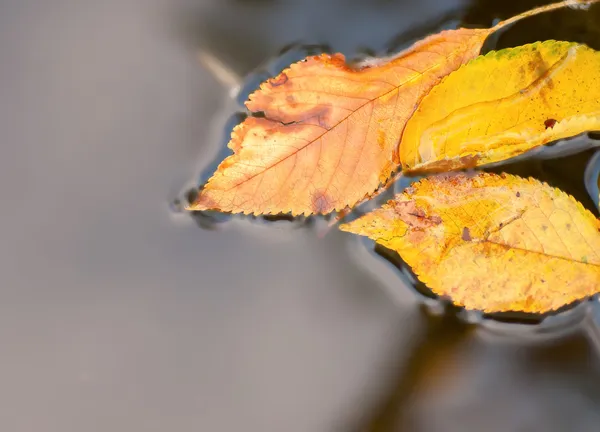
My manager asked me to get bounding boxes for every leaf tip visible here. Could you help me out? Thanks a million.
[185,190,219,212]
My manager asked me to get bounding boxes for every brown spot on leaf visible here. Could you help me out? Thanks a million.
[296,104,333,129]
[516,191,521,197]
[269,72,288,87]
[392,200,442,229]
[526,50,549,78]
[245,117,286,139]
[544,118,557,129]
[523,49,570,108]
[286,95,297,107]
[311,190,332,214]
[462,227,472,241]
[459,154,480,168]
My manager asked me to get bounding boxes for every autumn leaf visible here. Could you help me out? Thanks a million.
[401,40,600,174]
[189,1,595,216]
[340,172,600,313]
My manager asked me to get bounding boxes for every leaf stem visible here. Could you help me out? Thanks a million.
[491,0,599,33]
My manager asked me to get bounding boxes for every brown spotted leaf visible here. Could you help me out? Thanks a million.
[340,172,600,313]
[189,1,595,216]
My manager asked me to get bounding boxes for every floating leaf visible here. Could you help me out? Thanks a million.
[401,41,600,173]
[340,172,600,313]
[189,1,593,216]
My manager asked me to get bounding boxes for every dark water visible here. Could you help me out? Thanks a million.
[1,0,600,431]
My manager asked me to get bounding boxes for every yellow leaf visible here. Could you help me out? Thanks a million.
[340,172,600,313]
[401,41,600,174]
[189,1,595,216]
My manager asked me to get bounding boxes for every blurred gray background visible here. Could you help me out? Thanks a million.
[2,0,600,431]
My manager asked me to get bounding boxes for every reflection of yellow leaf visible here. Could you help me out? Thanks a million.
[189,2,593,216]
[340,172,600,313]
[401,41,600,174]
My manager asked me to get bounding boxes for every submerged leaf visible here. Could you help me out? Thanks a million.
[401,41,600,173]
[340,172,600,313]
[189,1,594,216]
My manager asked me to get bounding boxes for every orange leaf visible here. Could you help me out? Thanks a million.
[340,172,600,313]
[190,1,595,216]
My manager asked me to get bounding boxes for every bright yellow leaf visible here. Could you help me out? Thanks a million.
[401,41,600,174]
[340,172,600,313]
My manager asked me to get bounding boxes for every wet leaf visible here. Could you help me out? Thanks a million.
[340,172,600,313]
[189,1,593,215]
[401,40,600,173]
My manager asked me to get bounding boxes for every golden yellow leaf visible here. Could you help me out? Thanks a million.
[189,1,593,216]
[340,172,600,313]
[401,40,600,173]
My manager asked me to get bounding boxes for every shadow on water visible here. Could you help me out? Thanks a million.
[356,304,477,432]
[357,326,600,431]
[176,0,600,430]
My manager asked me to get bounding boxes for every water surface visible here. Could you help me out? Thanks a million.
[1,0,600,431]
